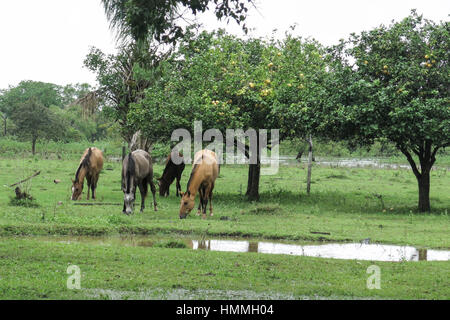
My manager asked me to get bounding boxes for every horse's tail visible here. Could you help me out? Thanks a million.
[125,153,135,193]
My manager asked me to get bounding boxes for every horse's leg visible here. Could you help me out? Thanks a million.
[149,177,158,211]
[95,172,100,199]
[209,183,214,216]
[139,180,148,213]
[91,173,97,200]
[200,185,209,220]
[202,184,213,218]
[86,174,91,200]
[197,187,204,216]
[202,193,208,220]
[176,175,181,197]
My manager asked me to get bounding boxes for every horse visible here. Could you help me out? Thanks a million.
[179,149,219,219]
[71,147,103,200]
[158,152,185,197]
[122,149,157,214]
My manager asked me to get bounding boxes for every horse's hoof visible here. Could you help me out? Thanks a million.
[210,213,214,217]
[154,207,158,212]
[202,215,206,220]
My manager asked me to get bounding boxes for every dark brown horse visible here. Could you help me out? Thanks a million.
[71,147,103,200]
[179,149,219,219]
[122,149,157,214]
[158,152,185,197]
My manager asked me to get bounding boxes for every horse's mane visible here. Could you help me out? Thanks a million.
[75,148,92,182]
[161,154,172,179]
[186,163,199,192]
[125,153,135,193]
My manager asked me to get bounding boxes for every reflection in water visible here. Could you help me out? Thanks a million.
[192,240,449,262]
[35,235,449,262]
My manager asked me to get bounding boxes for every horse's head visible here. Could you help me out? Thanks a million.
[122,191,135,215]
[71,179,83,200]
[158,178,169,197]
[179,191,195,219]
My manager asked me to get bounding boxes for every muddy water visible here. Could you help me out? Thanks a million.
[25,235,450,262]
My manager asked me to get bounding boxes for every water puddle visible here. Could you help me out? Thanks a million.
[109,155,448,170]
[21,235,450,262]
[192,240,449,262]
[262,156,448,170]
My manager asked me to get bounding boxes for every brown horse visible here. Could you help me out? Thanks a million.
[179,149,219,219]
[158,152,185,197]
[122,149,157,214]
[71,147,104,200]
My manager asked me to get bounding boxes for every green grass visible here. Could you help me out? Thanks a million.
[0,152,449,299]
[0,157,448,247]
[0,238,448,300]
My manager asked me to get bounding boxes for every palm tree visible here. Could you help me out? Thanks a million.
[101,0,254,43]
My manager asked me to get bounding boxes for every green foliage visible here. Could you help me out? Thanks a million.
[84,42,163,141]
[0,81,64,113]
[319,11,449,211]
[322,11,449,151]
[101,0,254,43]
[153,239,187,249]
[9,99,65,153]
[8,197,40,208]
[128,30,327,143]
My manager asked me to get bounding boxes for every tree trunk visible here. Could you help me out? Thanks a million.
[245,133,261,201]
[400,144,436,213]
[306,135,313,195]
[32,137,37,155]
[246,161,261,201]
[246,164,254,195]
[417,169,431,212]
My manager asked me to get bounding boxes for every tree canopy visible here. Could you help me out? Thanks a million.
[318,11,449,211]
[101,0,254,43]
[126,29,327,199]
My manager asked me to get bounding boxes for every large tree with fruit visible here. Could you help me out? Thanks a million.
[320,11,449,212]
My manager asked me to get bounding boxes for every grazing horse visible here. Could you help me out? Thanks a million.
[71,147,103,200]
[179,149,219,219]
[158,152,185,197]
[122,149,157,214]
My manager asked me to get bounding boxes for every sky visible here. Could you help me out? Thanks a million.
[0,0,448,90]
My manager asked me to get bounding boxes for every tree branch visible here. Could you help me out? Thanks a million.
[399,146,421,178]
[9,171,41,187]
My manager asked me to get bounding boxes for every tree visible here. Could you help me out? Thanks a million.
[320,11,449,212]
[269,34,328,195]
[127,30,275,199]
[84,42,167,143]
[127,30,327,200]
[101,0,254,43]
[0,81,63,136]
[10,99,65,154]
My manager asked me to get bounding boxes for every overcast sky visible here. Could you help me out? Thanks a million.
[0,0,448,90]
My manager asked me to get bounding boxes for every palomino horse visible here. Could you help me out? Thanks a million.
[122,149,157,214]
[71,147,103,200]
[158,151,185,197]
[179,149,219,219]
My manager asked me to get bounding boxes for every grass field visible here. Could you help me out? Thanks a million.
[0,146,449,299]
